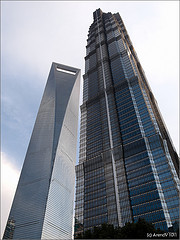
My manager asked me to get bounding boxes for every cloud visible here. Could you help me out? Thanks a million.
[1,152,20,238]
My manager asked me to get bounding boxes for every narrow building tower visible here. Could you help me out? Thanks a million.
[3,63,81,239]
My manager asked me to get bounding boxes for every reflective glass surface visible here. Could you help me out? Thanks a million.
[75,8,179,236]
[4,63,80,239]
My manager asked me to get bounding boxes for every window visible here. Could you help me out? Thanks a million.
[56,66,76,75]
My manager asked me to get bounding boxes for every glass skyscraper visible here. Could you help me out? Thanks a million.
[3,63,80,239]
[75,9,179,235]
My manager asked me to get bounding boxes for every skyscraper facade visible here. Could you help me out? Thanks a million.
[3,63,80,239]
[75,9,179,235]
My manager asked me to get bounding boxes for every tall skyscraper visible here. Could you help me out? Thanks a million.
[3,63,80,239]
[75,9,179,235]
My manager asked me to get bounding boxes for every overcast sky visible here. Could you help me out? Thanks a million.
[1,1,179,237]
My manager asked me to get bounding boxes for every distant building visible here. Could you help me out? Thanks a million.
[3,63,80,239]
[3,218,15,239]
[74,218,83,239]
[75,9,179,236]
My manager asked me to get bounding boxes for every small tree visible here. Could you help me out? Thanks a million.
[119,218,163,239]
[75,218,179,239]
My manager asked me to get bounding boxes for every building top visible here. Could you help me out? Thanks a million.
[93,8,103,20]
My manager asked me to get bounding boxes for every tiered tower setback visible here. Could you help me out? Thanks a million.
[75,9,179,236]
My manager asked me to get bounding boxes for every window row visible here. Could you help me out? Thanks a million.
[121,124,140,136]
[132,200,162,216]
[85,189,107,202]
[126,157,150,172]
[156,163,169,173]
[116,97,133,110]
[151,148,164,158]
[128,173,154,188]
[129,181,157,197]
[84,182,106,194]
[127,165,152,180]
[163,187,178,199]
[131,190,160,206]
[84,175,105,187]
[85,167,104,180]
[87,142,102,153]
[86,131,102,142]
[166,196,179,210]
[134,210,165,224]
[115,87,130,98]
[84,215,108,228]
[118,112,137,126]
[124,138,146,158]
[160,178,176,191]
[84,206,107,219]
[118,110,137,125]
[169,207,179,220]
[120,118,138,130]
[84,197,107,210]
[158,170,172,181]
[123,133,142,145]
[125,150,149,166]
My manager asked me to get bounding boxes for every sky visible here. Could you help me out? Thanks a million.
[1,1,179,237]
